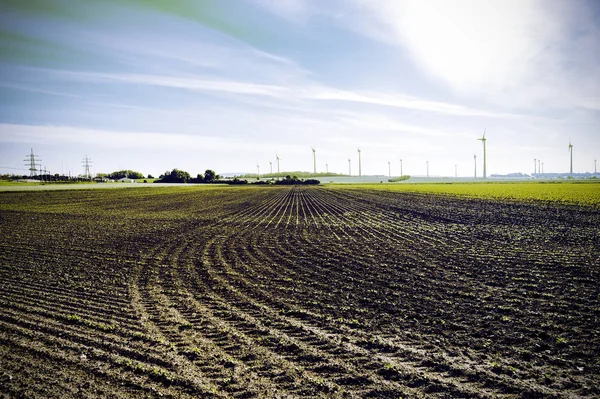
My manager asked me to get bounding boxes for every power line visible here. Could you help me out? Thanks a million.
[0,166,27,170]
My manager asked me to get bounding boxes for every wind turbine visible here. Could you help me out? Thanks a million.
[477,129,487,179]
[595,159,597,174]
[400,159,403,176]
[276,154,280,174]
[455,164,457,178]
[311,146,316,174]
[534,158,537,175]
[426,160,429,177]
[474,154,477,178]
[269,161,272,175]
[568,142,573,175]
[357,148,362,177]
[326,163,328,174]
[348,159,351,176]
[257,164,260,177]
[541,162,544,174]
[388,161,391,177]
[538,159,541,174]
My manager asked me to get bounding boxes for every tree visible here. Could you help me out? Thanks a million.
[204,169,216,183]
[147,174,154,179]
[157,169,190,183]
[107,170,144,179]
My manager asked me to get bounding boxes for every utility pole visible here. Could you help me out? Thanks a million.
[24,148,41,177]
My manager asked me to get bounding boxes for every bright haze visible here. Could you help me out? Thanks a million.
[1,0,599,177]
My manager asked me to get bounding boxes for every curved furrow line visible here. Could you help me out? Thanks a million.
[227,187,291,230]
[294,188,343,239]
[0,268,128,312]
[224,195,556,398]
[272,186,297,229]
[0,340,153,399]
[300,188,354,240]
[191,232,421,398]
[0,326,207,399]
[129,242,236,397]
[202,228,463,396]
[129,225,308,397]
[0,264,132,311]
[0,292,144,338]
[301,188,382,242]
[0,281,140,329]
[230,231,557,398]
[318,190,599,323]
[0,307,172,369]
[200,229,526,398]
[164,235,364,397]
[319,188,469,250]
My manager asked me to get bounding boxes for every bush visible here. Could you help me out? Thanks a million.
[107,170,144,179]
[156,169,191,183]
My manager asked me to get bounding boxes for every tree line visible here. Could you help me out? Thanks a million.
[156,169,319,185]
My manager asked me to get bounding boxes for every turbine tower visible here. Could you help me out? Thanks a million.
[326,163,328,174]
[400,159,403,176]
[357,148,362,177]
[426,160,429,177]
[388,161,391,177]
[534,158,537,175]
[455,164,457,178]
[568,142,573,175]
[257,164,260,177]
[269,161,272,174]
[24,148,41,177]
[474,154,477,178]
[595,159,597,174]
[311,146,316,174]
[276,154,280,174]
[538,159,541,174]
[348,159,351,176]
[542,162,544,174]
[477,129,487,179]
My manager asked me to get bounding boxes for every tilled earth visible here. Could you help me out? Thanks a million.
[0,186,598,398]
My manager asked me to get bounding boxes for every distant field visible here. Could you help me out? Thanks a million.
[336,181,600,206]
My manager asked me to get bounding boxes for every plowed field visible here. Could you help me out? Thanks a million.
[1,186,598,398]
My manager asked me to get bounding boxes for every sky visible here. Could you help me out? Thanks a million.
[1,0,599,177]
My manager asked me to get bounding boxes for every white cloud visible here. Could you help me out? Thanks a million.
[346,0,600,110]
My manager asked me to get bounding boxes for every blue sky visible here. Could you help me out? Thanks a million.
[1,0,599,177]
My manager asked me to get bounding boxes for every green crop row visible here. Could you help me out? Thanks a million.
[333,181,600,207]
